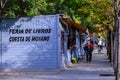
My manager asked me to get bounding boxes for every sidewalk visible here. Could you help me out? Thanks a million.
[0,48,115,80]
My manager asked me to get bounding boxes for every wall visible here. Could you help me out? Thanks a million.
[0,15,60,69]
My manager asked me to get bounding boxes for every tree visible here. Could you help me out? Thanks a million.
[47,0,114,33]
[0,0,47,18]
[0,0,114,34]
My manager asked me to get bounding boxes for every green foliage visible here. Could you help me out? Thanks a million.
[76,0,114,32]
[48,0,113,33]
[1,0,47,18]
[0,0,114,33]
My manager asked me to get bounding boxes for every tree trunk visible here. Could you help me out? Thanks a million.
[117,17,120,80]
[107,30,112,62]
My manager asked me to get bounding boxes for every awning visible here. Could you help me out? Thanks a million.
[61,18,89,34]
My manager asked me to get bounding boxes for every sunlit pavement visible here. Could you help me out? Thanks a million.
[0,48,115,80]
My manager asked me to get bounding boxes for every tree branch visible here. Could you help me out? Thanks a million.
[0,0,8,8]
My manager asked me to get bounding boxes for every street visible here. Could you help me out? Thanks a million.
[0,48,115,80]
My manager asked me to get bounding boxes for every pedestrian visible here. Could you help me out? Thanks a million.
[102,40,106,49]
[98,39,103,53]
[82,37,90,54]
[84,39,94,63]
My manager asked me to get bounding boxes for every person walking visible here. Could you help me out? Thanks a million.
[98,39,103,53]
[84,39,94,63]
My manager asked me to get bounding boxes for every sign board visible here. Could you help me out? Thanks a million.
[0,15,60,68]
